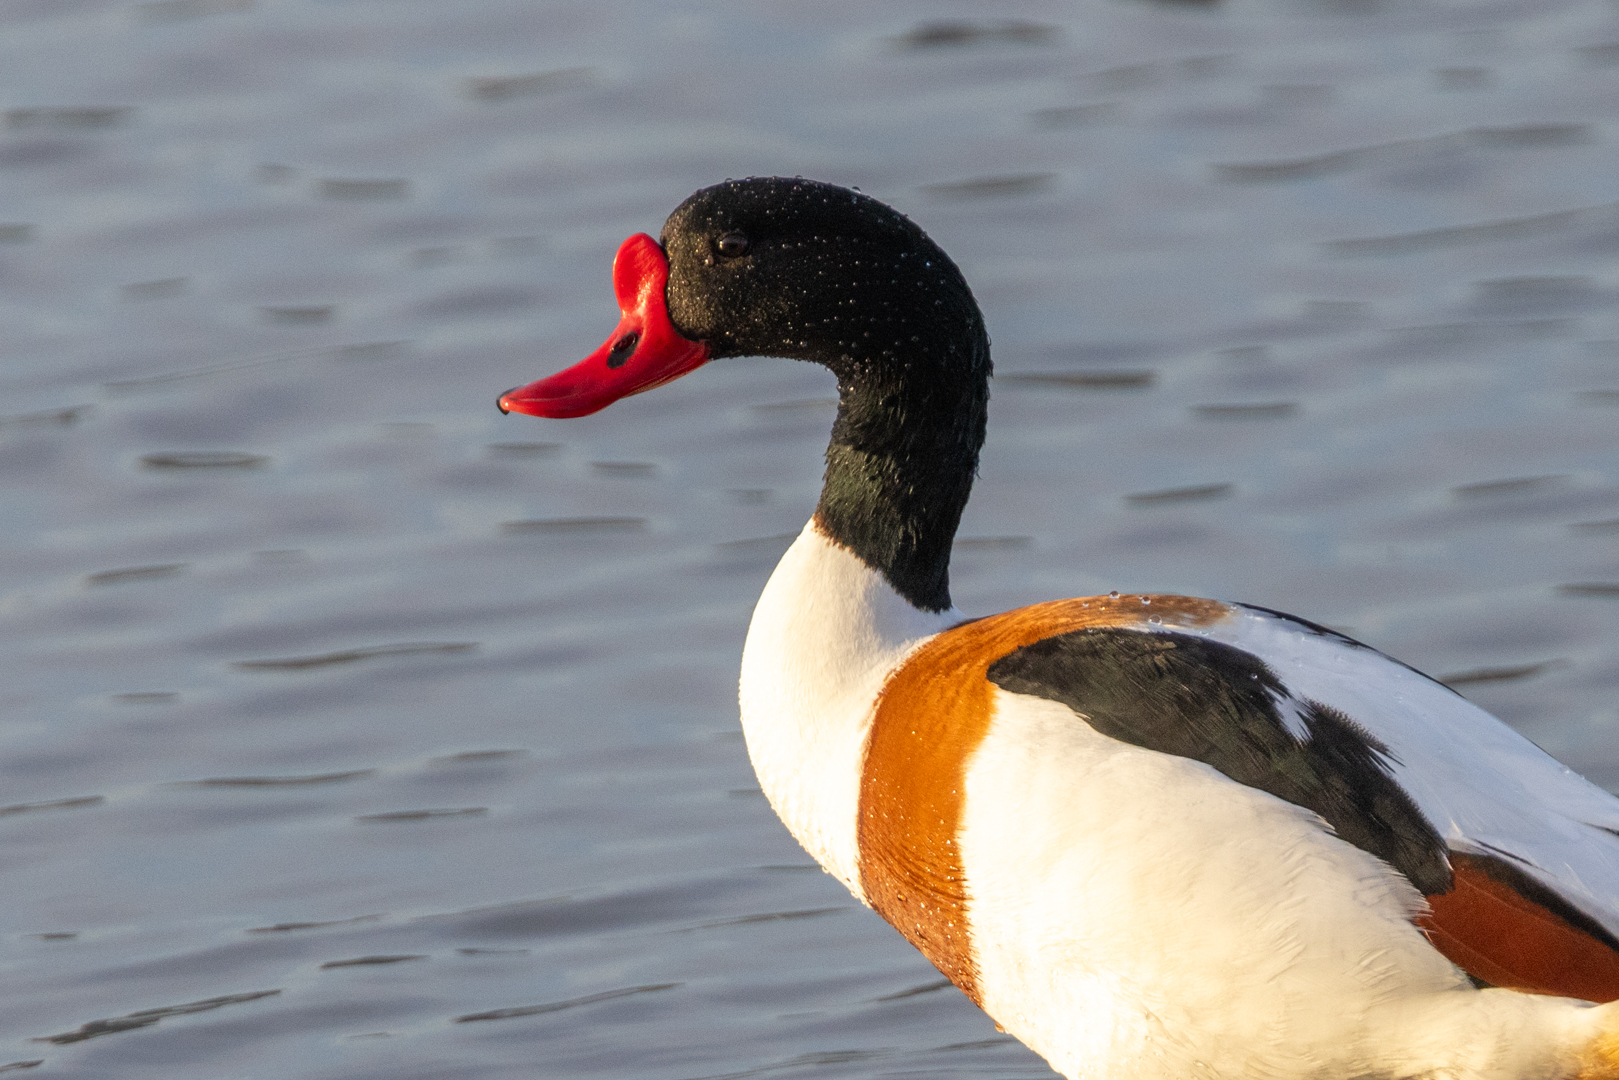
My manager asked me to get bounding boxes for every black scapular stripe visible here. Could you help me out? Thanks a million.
[986,628,1452,896]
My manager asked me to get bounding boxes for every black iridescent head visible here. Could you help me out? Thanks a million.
[661,178,992,612]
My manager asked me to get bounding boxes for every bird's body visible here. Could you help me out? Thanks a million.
[499,177,1619,1080]
[744,523,1619,1080]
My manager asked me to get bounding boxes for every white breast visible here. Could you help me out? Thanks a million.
[737,520,958,893]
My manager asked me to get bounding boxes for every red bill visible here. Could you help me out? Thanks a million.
[498,233,709,419]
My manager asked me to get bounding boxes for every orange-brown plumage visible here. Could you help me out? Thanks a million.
[856,595,1232,1004]
[1423,854,1619,1003]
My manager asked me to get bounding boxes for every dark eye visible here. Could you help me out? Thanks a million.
[716,231,750,258]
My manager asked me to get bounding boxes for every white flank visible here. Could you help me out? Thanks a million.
[737,519,959,894]
[965,691,1489,1078]
[958,609,1619,1079]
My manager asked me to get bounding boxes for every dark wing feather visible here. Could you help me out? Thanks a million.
[986,628,1451,893]
[987,626,1619,1001]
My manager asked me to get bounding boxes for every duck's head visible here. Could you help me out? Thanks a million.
[499,177,992,613]
[498,176,989,419]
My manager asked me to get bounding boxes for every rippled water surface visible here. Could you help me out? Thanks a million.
[2,0,1619,1075]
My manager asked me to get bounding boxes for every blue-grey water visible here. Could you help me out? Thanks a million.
[1,0,1618,1076]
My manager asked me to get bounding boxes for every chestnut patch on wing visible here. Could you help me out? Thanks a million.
[858,594,1229,1004]
[986,628,1452,897]
[1421,851,1619,1003]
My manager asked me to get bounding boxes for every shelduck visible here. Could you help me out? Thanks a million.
[499,177,1619,1080]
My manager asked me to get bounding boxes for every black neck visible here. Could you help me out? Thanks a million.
[654,177,992,610]
[813,329,990,613]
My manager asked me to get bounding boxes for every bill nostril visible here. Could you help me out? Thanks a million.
[606,332,641,369]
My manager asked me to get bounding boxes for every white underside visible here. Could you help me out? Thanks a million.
[738,524,1619,1079]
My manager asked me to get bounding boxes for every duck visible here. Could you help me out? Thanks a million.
[498,176,1619,1080]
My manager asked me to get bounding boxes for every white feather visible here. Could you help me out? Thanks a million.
[736,523,1619,1078]
[737,520,957,894]
[962,689,1460,1079]
[1192,606,1619,937]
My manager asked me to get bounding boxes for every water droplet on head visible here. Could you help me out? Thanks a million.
[1140,596,1151,604]
[1109,590,1120,599]
[1148,615,1161,624]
